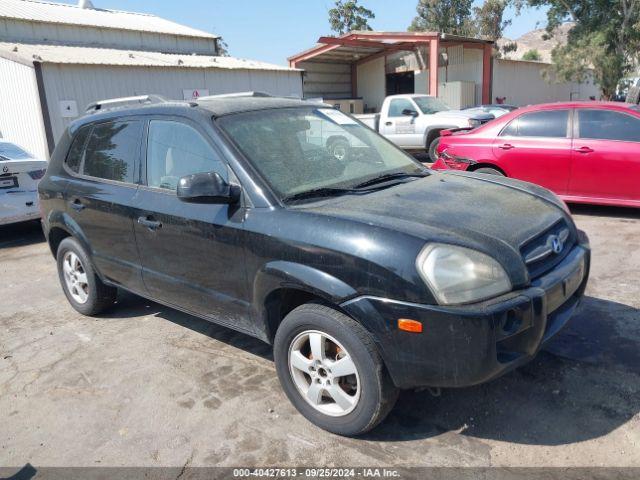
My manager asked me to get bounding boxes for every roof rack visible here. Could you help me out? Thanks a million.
[195,91,272,101]
[85,94,168,113]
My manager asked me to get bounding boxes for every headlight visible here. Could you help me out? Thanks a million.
[416,244,512,305]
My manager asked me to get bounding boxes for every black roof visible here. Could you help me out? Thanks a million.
[195,95,326,117]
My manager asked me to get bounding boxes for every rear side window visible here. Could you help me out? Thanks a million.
[65,125,92,173]
[146,120,226,191]
[501,110,569,138]
[578,109,640,142]
[83,121,142,183]
[388,99,416,117]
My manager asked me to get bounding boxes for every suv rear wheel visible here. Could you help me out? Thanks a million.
[274,303,398,436]
[57,237,117,316]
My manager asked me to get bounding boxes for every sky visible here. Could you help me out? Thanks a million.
[60,0,550,65]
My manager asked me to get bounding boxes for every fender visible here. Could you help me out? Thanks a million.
[44,210,110,284]
[423,124,460,147]
[251,261,358,339]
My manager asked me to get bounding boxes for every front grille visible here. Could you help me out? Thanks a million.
[520,220,574,279]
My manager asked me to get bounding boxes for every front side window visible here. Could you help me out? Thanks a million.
[388,99,417,117]
[83,121,142,183]
[146,120,226,191]
[65,125,92,173]
[218,107,425,199]
[578,109,640,142]
[501,110,569,138]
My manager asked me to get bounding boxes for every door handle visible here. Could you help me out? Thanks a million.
[137,216,162,231]
[70,199,85,211]
[385,121,393,126]
[498,143,515,150]
[574,146,594,153]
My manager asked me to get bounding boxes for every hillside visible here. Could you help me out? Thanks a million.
[498,23,574,63]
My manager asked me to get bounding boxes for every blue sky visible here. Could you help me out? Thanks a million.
[62,0,549,65]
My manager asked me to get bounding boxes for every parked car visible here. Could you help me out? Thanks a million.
[433,101,640,208]
[0,140,48,226]
[463,104,518,118]
[352,94,494,162]
[39,93,590,436]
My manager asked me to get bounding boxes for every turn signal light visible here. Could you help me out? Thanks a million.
[398,318,423,333]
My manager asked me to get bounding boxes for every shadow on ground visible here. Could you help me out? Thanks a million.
[569,204,640,220]
[104,290,639,447]
[0,220,45,249]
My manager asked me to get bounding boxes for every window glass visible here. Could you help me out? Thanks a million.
[578,109,640,142]
[502,110,569,138]
[388,99,417,117]
[147,120,226,190]
[413,96,449,114]
[218,107,424,199]
[83,121,141,182]
[0,142,34,161]
[65,125,92,173]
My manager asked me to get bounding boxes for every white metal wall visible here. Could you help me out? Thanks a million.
[493,59,600,106]
[40,64,303,142]
[356,57,385,113]
[0,18,216,55]
[299,61,352,99]
[0,57,48,159]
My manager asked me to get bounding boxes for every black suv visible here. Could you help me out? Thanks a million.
[39,93,590,436]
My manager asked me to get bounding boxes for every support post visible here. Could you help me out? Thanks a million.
[482,44,492,104]
[429,38,439,97]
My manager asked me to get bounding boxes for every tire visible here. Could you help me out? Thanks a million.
[327,139,350,162]
[274,303,398,436]
[56,237,117,316]
[428,136,441,162]
[473,167,504,176]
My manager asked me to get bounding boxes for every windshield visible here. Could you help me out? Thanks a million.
[413,96,450,114]
[0,142,33,161]
[218,107,426,200]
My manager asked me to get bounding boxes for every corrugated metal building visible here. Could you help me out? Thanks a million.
[0,0,303,159]
[289,32,599,114]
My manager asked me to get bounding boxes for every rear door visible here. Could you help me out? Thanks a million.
[64,119,145,292]
[492,109,572,194]
[133,117,252,332]
[568,108,640,202]
[380,98,422,148]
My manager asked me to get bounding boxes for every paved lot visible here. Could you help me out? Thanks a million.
[1,206,639,468]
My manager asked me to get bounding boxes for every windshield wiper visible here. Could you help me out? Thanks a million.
[282,187,364,203]
[352,172,428,189]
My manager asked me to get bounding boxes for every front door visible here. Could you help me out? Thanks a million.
[491,109,573,194]
[380,98,422,148]
[65,119,145,291]
[133,118,252,332]
[568,108,640,203]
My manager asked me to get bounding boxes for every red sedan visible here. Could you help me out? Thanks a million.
[432,101,640,208]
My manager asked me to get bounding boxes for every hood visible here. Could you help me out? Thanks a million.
[434,110,495,122]
[304,171,573,286]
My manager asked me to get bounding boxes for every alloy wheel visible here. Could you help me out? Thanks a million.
[62,251,89,304]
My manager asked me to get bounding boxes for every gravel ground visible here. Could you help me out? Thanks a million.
[0,205,638,469]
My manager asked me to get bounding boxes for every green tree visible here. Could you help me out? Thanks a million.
[473,0,512,42]
[522,48,542,61]
[517,0,640,98]
[409,0,475,36]
[328,0,375,35]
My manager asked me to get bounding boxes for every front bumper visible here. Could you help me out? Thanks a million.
[341,242,590,389]
[0,190,41,226]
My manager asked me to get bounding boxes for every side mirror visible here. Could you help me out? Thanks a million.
[177,171,240,204]
[402,109,419,117]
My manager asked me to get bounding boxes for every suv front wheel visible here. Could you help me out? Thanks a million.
[274,303,398,436]
[56,237,117,316]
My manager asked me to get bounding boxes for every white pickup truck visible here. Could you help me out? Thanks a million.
[353,94,494,161]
